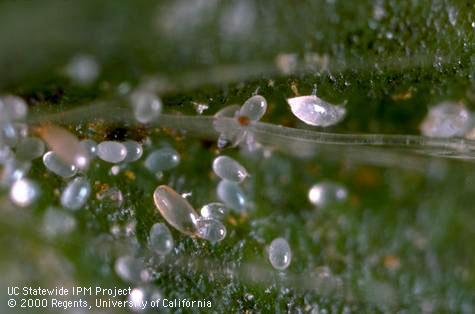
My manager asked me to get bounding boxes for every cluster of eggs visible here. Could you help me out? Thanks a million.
[1,89,360,275]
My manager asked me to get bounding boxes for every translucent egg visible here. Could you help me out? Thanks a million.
[128,287,145,309]
[60,177,91,210]
[0,124,16,146]
[420,101,471,138]
[0,95,28,121]
[37,124,90,170]
[79,139,97,158]
[200,202,227,220]
[0,145,13,164]
[43,151,77,178]
[268,237,292,270]
[128,285,162,311]
[15,137,45,160]
[109,165,121,176]
[153,185,200,236]
[97,141,127,163]
[144,147,180,172]
[216,180,246,211]
[114,255,145,283]
[122,140,143,162]
[1,122,27,146]
[196,217,227,243]
[212,155,248,183]
[239,95,267,121]
[308,181,348,208]
[130,90,162,124]
[287,95,346,127]
[42,207,76,237]
[0,158,30,186]
[9,178,39,207]
[148,223,174,255]
[65,54,100,85]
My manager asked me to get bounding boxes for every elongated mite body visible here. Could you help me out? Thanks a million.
[287,95,346,127]
[153,185,200,236]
